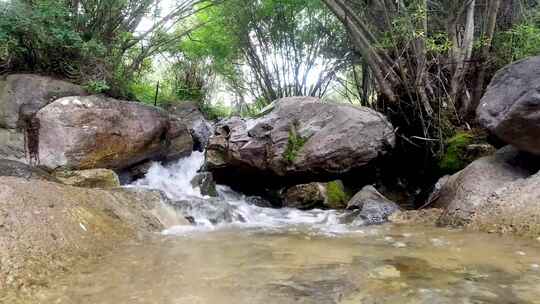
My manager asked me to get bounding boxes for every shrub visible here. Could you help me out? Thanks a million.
[0,1,91,76]
[84,80,110,94]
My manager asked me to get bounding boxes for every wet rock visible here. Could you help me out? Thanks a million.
[171,196,245,225]
[118,160,154,184]
[0,158,57,181]
[435,147,531,226]
[164,101,212,151]
[190,172,217,197]
[245,196,275,208]
[206,97,395,185]
[477,56,540,154]
[53,168,121,188]
[345,185,400,225]
[354,199,401,225]
[389,209,444,226]
[0,74,87,129]
[0,176,189,291]
[36,95,193,171]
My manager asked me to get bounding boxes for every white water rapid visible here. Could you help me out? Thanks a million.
[131,152,355,235]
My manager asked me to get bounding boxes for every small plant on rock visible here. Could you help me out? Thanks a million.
[283,120,307,164]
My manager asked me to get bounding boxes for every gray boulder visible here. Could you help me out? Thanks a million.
[0,74,86,129]
[466,170,540,237]
[206,97,395,181]
[477,56,540,154]
[164,102,212,151]
[346,185,400,225]
[435,147,531,226]
[36,95,193,170]
[432,146,540,237]
[170,196,245,225]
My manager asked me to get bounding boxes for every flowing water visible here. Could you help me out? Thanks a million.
[28,153,540,303]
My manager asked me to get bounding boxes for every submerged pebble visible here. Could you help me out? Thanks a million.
[393,242,407,248]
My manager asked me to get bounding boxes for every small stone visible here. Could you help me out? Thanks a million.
[516,251,527,256]
[384,236,394,241]
[531,264,539,270]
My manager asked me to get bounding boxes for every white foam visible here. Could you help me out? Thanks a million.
[130,152,357,235]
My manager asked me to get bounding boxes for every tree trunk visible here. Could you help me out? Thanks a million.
[450,0,476,114]
[469,0,502,119]
[321,0,399,102]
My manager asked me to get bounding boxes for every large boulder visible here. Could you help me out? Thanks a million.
[206,97,395,184]
[164,102,212,151]
[36,95,193,171]
[0,74,86,129]
[434,147,531,226]
[433,146,540,237]
[477,56,540,154]
[0,177,190,291]
[466,170,540,237]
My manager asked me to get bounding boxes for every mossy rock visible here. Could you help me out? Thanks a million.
[438,130,494,174]
[324,180,350,209]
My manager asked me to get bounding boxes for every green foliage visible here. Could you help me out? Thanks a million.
[199,101,231,120]
[183,0,347,102]
[494,17,540,64]
[283,122,307,163]
[326,181,349,208]
[438,132,474,174]
[84,80,110,94]
[0,0,90,75]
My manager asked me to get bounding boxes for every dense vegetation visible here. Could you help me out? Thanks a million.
[1,0,539,183]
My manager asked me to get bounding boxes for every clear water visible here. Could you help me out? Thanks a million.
[18,154,540,303]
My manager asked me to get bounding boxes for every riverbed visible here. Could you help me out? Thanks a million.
[29,224,540,303]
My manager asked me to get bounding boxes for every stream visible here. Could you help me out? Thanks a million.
[29,153,540,303]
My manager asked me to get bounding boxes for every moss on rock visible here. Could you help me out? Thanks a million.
[438,130,495,175]
[325,180,349,209]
